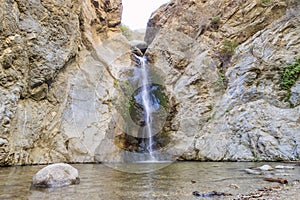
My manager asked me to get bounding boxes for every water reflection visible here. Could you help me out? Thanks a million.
[0,166,36,200]
[0,162,299,199]
[105,158,173,174]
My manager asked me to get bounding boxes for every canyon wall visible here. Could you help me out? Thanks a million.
[0,0,129,165]
[146,0,300,161]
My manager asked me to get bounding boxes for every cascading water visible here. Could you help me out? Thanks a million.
[140,56,153,154]
[134,55,160,160]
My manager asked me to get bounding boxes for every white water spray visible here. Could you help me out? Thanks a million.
[136,55,155,158]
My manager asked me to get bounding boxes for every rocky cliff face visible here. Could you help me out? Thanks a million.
[1,0,299,165]
[0,0,128,165]
[145,0,300,161]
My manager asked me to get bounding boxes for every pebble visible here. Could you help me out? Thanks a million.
[228,183,240,189]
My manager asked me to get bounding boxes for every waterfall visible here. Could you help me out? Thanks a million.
[140,56,153,153]
[135,55,158,160]
[97,52,174,168]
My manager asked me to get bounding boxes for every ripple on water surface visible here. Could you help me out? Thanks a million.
[0,162,300,199]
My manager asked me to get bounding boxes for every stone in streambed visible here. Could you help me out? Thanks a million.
[32,163,80,188]
[258,165,274,171]
[192,191,231,197]
[244,168,262,175]
[275,165,295,170]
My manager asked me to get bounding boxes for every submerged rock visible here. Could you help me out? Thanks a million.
[258,165,274,171]
[244,168,262,175]
[32,163,80,188]
[275,165,295,170]
[263,178,288,184]
[192,191,232,197]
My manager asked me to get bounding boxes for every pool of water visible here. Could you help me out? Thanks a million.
[0,162,299,199]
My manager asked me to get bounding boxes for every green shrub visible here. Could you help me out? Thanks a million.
[279,58,300,104]
[207,103,214,110]
[211,16,220,24]
[211,16,221,29]
[215,67,227,90]
[279,58,300,90]
[220,39,238,58]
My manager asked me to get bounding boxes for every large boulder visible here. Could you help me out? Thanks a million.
[129,40,148,53]
[32,163,80,188]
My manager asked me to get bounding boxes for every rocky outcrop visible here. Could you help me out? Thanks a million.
[0,0,128,166]
[32,163,79,188]
[145,0,300,161]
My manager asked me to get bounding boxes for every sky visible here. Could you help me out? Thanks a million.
[121,0,170,30]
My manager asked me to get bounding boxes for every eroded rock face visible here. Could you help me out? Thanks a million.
[145,0,300,161]
[0,0,128,166]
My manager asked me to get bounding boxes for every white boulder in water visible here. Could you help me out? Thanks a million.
[257,164,274,171]
[244,168,262,175]
[32,163,80,188]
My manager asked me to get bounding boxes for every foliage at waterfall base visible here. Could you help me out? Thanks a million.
[279,58,300,104]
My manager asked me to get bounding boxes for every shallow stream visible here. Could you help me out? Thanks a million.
[0,162,299,199]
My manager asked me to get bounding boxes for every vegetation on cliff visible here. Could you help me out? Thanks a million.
[279,58,300,104]
[280,58,300,90]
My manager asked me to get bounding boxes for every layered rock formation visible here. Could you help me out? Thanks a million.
[0,0,128,165]
[146,0,300,160]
